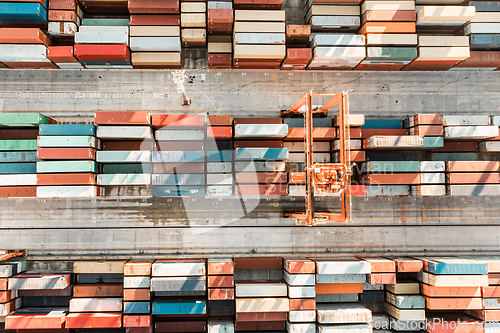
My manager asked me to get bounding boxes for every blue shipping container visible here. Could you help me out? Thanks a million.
[152,174,204,186]
[469,34,500,50]
[0,163,36,174]
[468,1,500,11]
[153,151,204,163]
[360,119,403,129]
[206,151,233,162]
[235,148,289,160]
[153,186,205,197]
[0,151,37,163]
[123,302,151,314]
[427,260,488,275]
[152,300,206,315]
[39,124,96,136]
[0,3,47,24]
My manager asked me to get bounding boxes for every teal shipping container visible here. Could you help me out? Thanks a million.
[123,302,150,314]
[0,163,36,174]
[152,300,206,315]
[36,160,97,173]
[0,3,47,24]
[360,119,403,129]
[153,186,204,197]
[0,151,37,163]
[363,161,420,173]
[424,137,444,148]
[206,151,232,162]
[427,260,488,275]
[152,174,204,186]
[39,124,96,136]
[37,136,99,148]
[235,148,289,160]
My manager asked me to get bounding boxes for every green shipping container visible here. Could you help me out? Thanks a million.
[424,137,444,148]
[0,113,49,127]
[37,160,97,173]
[366,47,417,61]
[82,18,130,26]
[0,140,37,151]
[363,161,420,173]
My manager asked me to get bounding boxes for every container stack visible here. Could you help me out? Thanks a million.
[233,257,287,333]
[47,0,82,45]
[0,28,54,69]
[37,123,100,198]
[365,258,396,285]
[151,259,207,333]
[446,161,500,196]
[47,45,84,69]
[181,1,207,48]
[207,0,233,69]
[308,33,366,70]
[315,260,373,333]
[208,36,232,69]
[443,115,499,143]
[359,282,384,314]
[284,259,316,333]
[0,113,46,198]
[128,0,181,68]
[305,2,360,33]
[152,114,205,197]
[357,0,417,70]
[233,10,286,69]
[66,260,125,330]
[282,25,312,70]
[332,114,366,163]
[123,260,153,333]
[417,5,475,33]
[0,261,23,325]
[234,118,289,196]
[96,111,153,197]
[207,259,235,317]
[384,280,424,333]
[206,115,234,197]
[480,116,500,154]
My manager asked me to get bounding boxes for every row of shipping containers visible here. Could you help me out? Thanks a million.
[3,112,500,197]
[0,0,500,69]
[2,257,500,333]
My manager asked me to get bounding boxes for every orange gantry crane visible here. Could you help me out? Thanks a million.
[283,90,353,225]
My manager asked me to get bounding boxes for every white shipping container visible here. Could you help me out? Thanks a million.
[367,34,418,46]
[288,153,330,163]
[129,37,181,52]
[206,174,233,185]
[206,185,233,197]
[311,34,365,47]
[284,271,315,286]
[284,142,331,152]
[365,136,425,148]
[234,33,285,45]
[233,22,285,33]
[420,173,445,184]
[311,46,366,63]
[48,22,77,37]
[420,161,445,172]
[288,286,316,298]
[123,276,151,289]
[444,126,499,139]
[234,124,288,138]
[479,141,500,152]
[366,185,410,196]
[0,174,36,186]
[181,13,206,28]
[96,151,152,163]
[235,283,287,297]
[470,12,500,22]
[129,26,180,37]
[466,23,500,35]
[483,299,500,309]
[317,304,372,324]
[418,35,469,46]
[208,319,235,333]
[57,62,85,69]
[316,261,371,275]
[288,185,305,196]
[69,298,122,312]
[411,185,446,196]
[385,282,420,295]
[417,6,475,21]
[362,0,415,13]
[206,162,232,173]
[36,186,100,198]
[235,298,289,312]
[309,5,360,16]
[417,47,470,61]
[317,324,372,333]
[97,126,154,140]
[316,274,367,284]
[485,322,500,333]
[235,161,286,172]
[286,322,316,333]
[208,42,232,53]
[155,129,204,141]
[333,140,362,151]
[233,45,286,59]
[0,265,12,278]
[181,2,206,12]
[79,26,129,33]
[97,174,151,185]
[0,298,21,316]
[418,271,488,287]
[208,1,232,9]
[0,44,49,62]
[384,302,425,321]
[443,115,490,126]
[152,261,205,276]
[363,283,384,291]
[234,10,285,22]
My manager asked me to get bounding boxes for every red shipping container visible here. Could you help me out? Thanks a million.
[49,0,79,10]
[361,10,416,23]
[410,114,443,125]
[364,173,420,185]
[0,28,50,45]
[208,115,232,126]
[282,48,312,70]
[455,51,500,68]
[155,141,204,151]
[0,290,15,303]
[233,0,282,9]
[285,128,336,141]
[236,172,287,184]
[73,284,123,297]
[289,299,316,311]
[12,330,70,333]
[284,259,315,274]
[350,184,367,195]
[66,313,122,329]
[153,163,205,174]
[127,327,153,333]
[130,14,180,26]
[208,9,233,23]
[48,46,78,63]
[432,141,477,152]
[350,150,366,162]
[95,111,150,125]
[123,289,150,301]
[155,320,206,333]
[151,114,204,128]
[367,273,396,284]
[0,187,36,198]
[74,45,130,63]
[208,54,232,69]
[104,141,154,151]
[5,62,58,69]
[236,184,288,195]
[235,312,287,322]
[36,173,95,186]
[208,275,234,288]
[128,0,179,13]
[5,313,66,330]
[361,128,408,138]
[37,147,96,160]
[235,321,285,331]
[234,140,283,148]
[123,315,152,328]
[0,128,39,140]
[446,161,498,172]
[234,257,282,269]
[208,288,234,300]
[446,173,499,184]
[48,10,79,24]
[207,261,234,275]
[286,25,311,40]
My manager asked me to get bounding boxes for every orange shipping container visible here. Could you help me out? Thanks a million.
[0,290,16,303]
[468,309,500,322]
[362,10,416,22]
[0,28,50,45]
[208,115,232,126]
[351,185,367,196]
[94,111,151,125]
[207,261,234,275]
[358,22,416,34]
[409,125,444,136]
[48,10,79,24]
[236,184,288,195]
[393,258,423,272]
[124,261,153,276]
[66,313,122,329]
[0,187,36,198]
[289,172,305,184]
[151,115,204,128]
[37,147,96,160]
[421,284,481,297]
[364,259,396,273]
[284,259,315,274]
[207,127,232,139]
[207,275,234,288]
[5,313,66,330]
[289,299,316,311]
[123,315,151,328]
[123,289,150,301]
[364,173,420,185]
[424,296,482,310]
[73,284,123,297]
[483,286,500,298]
[446,173,499,184]
[234,257,282,269]
[0,278,7,290]
[36,173,96,186]
[427,318,483,333]
[316,283,363,294]
[446,161,499,172]
[411,114,443,126]
[367,273,396,284]
[285,128,336,141]
[208,288,234,300]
